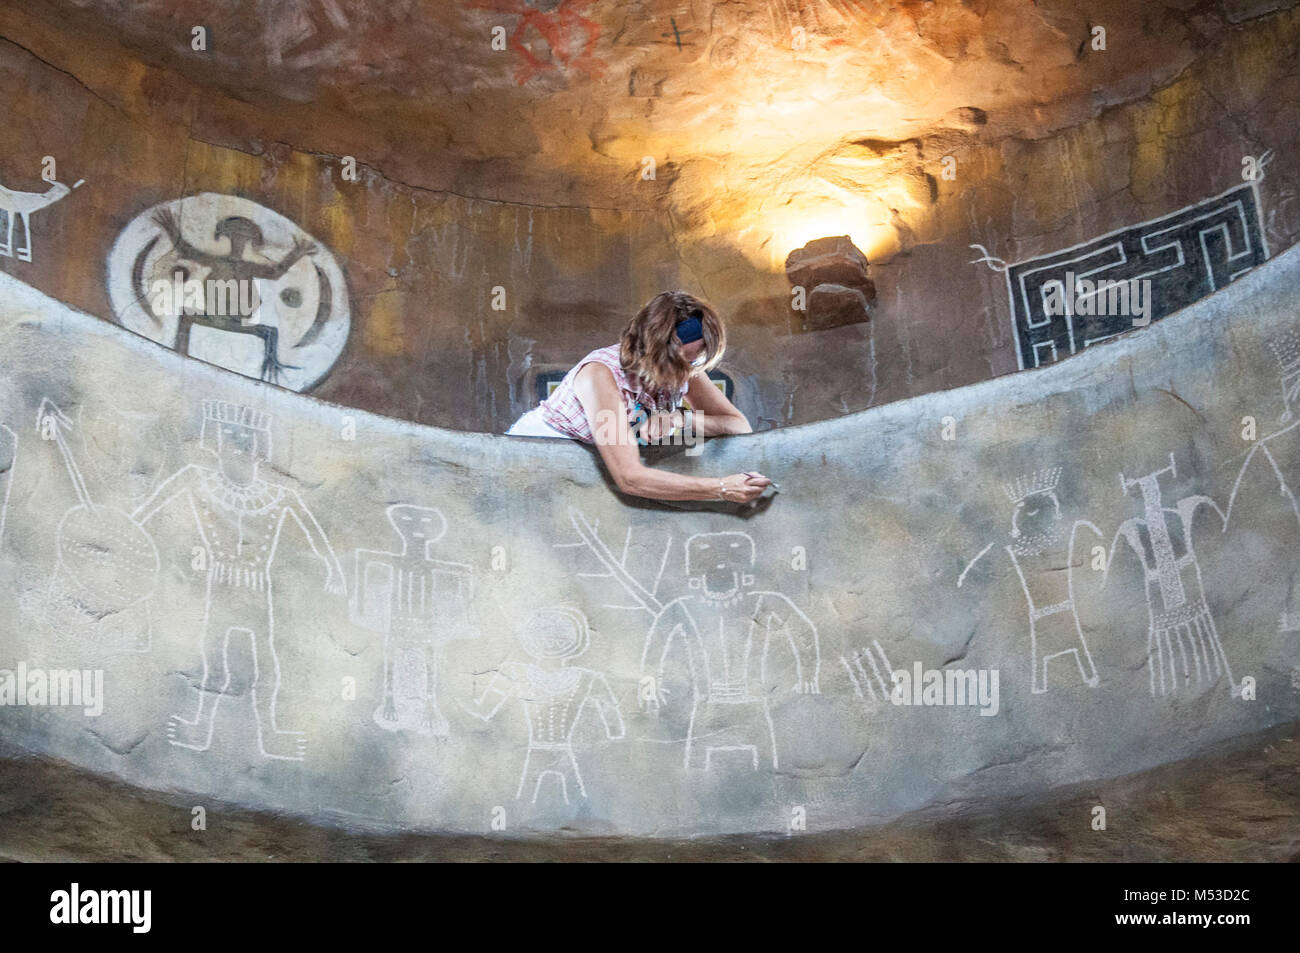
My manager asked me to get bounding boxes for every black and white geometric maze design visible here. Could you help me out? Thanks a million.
[1004,183,1267,369]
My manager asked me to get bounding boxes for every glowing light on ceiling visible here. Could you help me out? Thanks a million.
[751,191,898,270]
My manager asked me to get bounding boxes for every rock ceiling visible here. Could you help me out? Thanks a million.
[18,0,1259,267]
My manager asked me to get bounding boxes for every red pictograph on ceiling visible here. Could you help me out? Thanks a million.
[474,0,607,85]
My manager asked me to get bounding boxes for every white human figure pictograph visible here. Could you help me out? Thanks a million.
[641,532,820,772]
[131,400,346,760]
[556,511,820,772]
[1103,452,1238,698]
[0,176,82,263]
[351,504,475,737]
[958,466,1101,694]
[1224,330,1300,632]
[464,607,625,804]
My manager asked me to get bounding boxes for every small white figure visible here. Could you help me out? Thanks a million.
[465,607,625,804]
[642,532,820,771]
[558,511,820,772]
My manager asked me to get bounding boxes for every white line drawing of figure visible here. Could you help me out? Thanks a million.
[351,504,476,737]
[0,176,83,263]
[130,400,347,760]
[958,466,1101,694]
[0,420,14,546]
[644,531,821,771]
[557,510,820,771]
[1103,452,1238,698]
[839,639,896,708]
[464,606,625,804]
[32,399,160,653]
[1224,330,1300,632]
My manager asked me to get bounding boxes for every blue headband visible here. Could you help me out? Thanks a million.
[675,314,704,344]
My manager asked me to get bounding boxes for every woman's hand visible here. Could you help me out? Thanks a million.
[574,363,776,503]
[637,410,685,443]
[718,472,771,502]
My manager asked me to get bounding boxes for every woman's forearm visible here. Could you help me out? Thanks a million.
[614,463,723,502]
[694,409,752,437]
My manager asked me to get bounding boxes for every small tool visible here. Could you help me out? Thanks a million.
[744,471,779,492]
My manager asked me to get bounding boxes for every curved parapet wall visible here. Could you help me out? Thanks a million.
[1,251,1299,840]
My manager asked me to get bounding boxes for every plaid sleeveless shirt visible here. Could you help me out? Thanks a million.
[539,344,689,443]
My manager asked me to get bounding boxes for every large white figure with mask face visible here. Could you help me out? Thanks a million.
[641,532,820,771]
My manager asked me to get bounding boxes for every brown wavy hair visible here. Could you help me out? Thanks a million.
[619,290,725,395]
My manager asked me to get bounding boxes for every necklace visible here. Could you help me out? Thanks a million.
[199,468,285,513]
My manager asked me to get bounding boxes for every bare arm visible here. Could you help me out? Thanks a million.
[682,372,752,437]
[573,363,768,503]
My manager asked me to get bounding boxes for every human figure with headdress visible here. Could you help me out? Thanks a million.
[132,400,346,760]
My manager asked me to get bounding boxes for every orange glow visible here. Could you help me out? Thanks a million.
[745,191,900,270]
